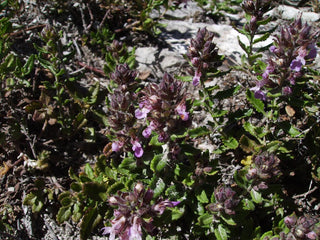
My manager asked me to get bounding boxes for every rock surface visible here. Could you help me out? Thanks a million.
[135,3,320,77]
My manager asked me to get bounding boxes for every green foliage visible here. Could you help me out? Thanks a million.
[205,0,243,20]
[23,179,53,213]
[1,1,320,240]
[57,163,109,240]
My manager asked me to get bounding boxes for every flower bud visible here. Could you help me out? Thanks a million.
[284,214,297,228]
[306,231,317,240]
[134,182,145,196]
[191,57,200,67]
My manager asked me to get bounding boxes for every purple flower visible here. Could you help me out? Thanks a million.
[142,121,157,138]
[112,141,124,152]
[282,86,292,96]
[262,71,269,80]
[131,140,143,158]
[290,56,305,72]
[102,183,180,240]
[153,200,180,215]
[175,103,189,121]
[192,70,202,86]
[251,86,267,101]
[306,231,317,240]
[254,90,267,101]
[158,132,169,142]
[284,214,297,228]
[269,45,277,53]
[135,107,150,119]
[191,57,200,67]
[142,126,152,138]
[207,185,239,215]
[102,215,126,240]
[306,43,317,60]
[128,217,142,240]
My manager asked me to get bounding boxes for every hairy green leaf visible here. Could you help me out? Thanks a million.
[57,206,72,224]
[150,154,167,172]
[246,89,266,115]
[214,224,229,240]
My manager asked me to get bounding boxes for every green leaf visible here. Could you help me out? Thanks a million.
[69,168,79,181]
[196,190,209,204]
[248,53,263,63]
[119,155,137,171]
[88,82,100,104]
[243,122,267,142]
[246,89,266,116]
[223,137,239,149]
[239,135,259,153]
[79,175,92,183]
[84,127,96,143]
[233,170,247,189]
[57,206,72,224]
[3,54,16,70]
[235,26,251,40]
[22,54,35,76]
[82,182,108,201]
[242,198,255,211]
[150,154,167,173]
[149,134,163,146]
[72,211,82,223]
[214,224,229,240]
[23,192,36,205]
[170,131,188,141]
[58,192,71,202]
[60,196,73,207]
[80,207,99,240]
[214,85,241,100]
[278,121,303,138]
[221,215,237,226]
[23,192,44,213]
[211,109,228,118]
[92,110,109,127]
[188,126,211,138]
[171,207,184,220]
[250,188,263,204]
[104,167,118,180]
[198,213,214,226]
[84,163,95,180]
[107,182,124,194]
[253,32,270,44]
[237,36,249,54]
[260,230,274,239]
[256,16,272,26]
[176,75,192,82]
[72,202,82,222]
[152,177,166,198]
[288,125,301,137]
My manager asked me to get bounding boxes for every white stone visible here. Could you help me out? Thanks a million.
[268,5,320,22]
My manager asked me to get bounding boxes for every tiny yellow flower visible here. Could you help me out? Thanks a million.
[241,155,253,166]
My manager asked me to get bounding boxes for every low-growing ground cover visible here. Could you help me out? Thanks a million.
[0,0,320,239]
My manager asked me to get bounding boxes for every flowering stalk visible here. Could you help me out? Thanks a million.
[186,27,222,86]
[207,185,240,216]
[135,73,189,143]
[246,152,281,191]
[240,0,274,67]
[281,213,320,240]
[251,17,319,100]
[102,183,180,240]
[107,64,144,158]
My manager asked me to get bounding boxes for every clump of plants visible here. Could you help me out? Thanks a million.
[1,0,320,240]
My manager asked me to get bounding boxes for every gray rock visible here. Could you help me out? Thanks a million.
[268,5,320,22]
[135,18,275,77]
[162,1,205,20]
